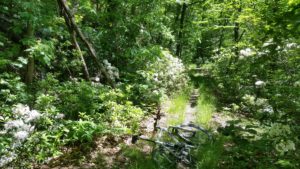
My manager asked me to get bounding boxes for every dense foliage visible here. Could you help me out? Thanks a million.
[0,0,299,168]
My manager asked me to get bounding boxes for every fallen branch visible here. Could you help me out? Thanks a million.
[58,0,115,86]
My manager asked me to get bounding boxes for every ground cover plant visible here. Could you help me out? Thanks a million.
[0,0,299,168]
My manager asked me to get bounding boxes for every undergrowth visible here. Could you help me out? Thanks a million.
[166,91,190,125]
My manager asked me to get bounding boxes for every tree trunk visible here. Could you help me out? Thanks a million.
[176,3,187,57]
[25,22,35,84]
[233,1,242,56]
[169,4,182,48]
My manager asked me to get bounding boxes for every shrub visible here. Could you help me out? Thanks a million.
[123,46,188,107]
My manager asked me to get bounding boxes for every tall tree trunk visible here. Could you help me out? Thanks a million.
[106,0,118,58]
[25,22,35,84]
[176,3,187,57]
[169,4,182,48]
[233,1,242,56]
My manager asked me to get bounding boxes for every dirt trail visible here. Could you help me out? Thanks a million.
[158,89,199,128]
[183,89,199,125]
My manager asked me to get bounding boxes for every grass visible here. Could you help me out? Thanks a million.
[166,91,190,125]
[122,147,157,169]
[121,145,175,169]
[193,82,225,169]
[194,136,226,169]
[196,84,216,127]
[122,83,222,169]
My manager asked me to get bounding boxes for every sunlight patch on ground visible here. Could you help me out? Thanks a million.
[196,84,216,127]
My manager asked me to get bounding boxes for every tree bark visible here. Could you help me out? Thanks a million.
[233,0,242,56]
[176,3,187,57]
[25,22,35,84]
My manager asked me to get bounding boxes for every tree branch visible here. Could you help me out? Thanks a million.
[58,0,115,86]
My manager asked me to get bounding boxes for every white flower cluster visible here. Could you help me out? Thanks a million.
[286,43,298,49]
[0,104,41,167]
[2,104,40,138]
[255,98,274,114]
[0,152,17,167]
[239,48,254,58]
[262,39,274,47]
[255,80,265,87]
[152,51,188,92]
[242,95,274,114]
[103,60,119,81]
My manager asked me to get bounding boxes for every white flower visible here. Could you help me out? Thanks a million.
[113,71,119,79]
[240,48,254,57]
[255,80,265,86]
[263,39,274,47]
[223,107,231,111]
[263,105,274,114]
[14,131,29,141]
[286,43,298,49]
[4,119,34,132]
[0,152,17,167]
[4,120,25,130]
[103,59,109,65]
[153,90,160,96]
[12,104,30,116]
[0,130,7,135]
[24,110,41,123]
[21,124,35,132]
[103,60,119,80]
[55,113,65,119]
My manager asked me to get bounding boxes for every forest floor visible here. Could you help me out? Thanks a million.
[39,88,231,169]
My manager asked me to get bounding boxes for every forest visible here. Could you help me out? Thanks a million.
[0,0,299,168]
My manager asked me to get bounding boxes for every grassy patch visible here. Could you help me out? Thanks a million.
[194,136,226,169]
[196,84,216,127]
[121,146,175,169]
[193,82,225,168]
[166,92,189,125]
[122,147,157,169]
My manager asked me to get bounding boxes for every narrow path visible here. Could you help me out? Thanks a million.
[183,89,199,125]
[158,88,199,128]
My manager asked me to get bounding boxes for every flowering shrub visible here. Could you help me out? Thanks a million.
[147,50,188,93]
[241,95,274,119]
[203,39,299,167]
[125,46,188,106]
[0,104,41,167]
[103,59,119,81]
